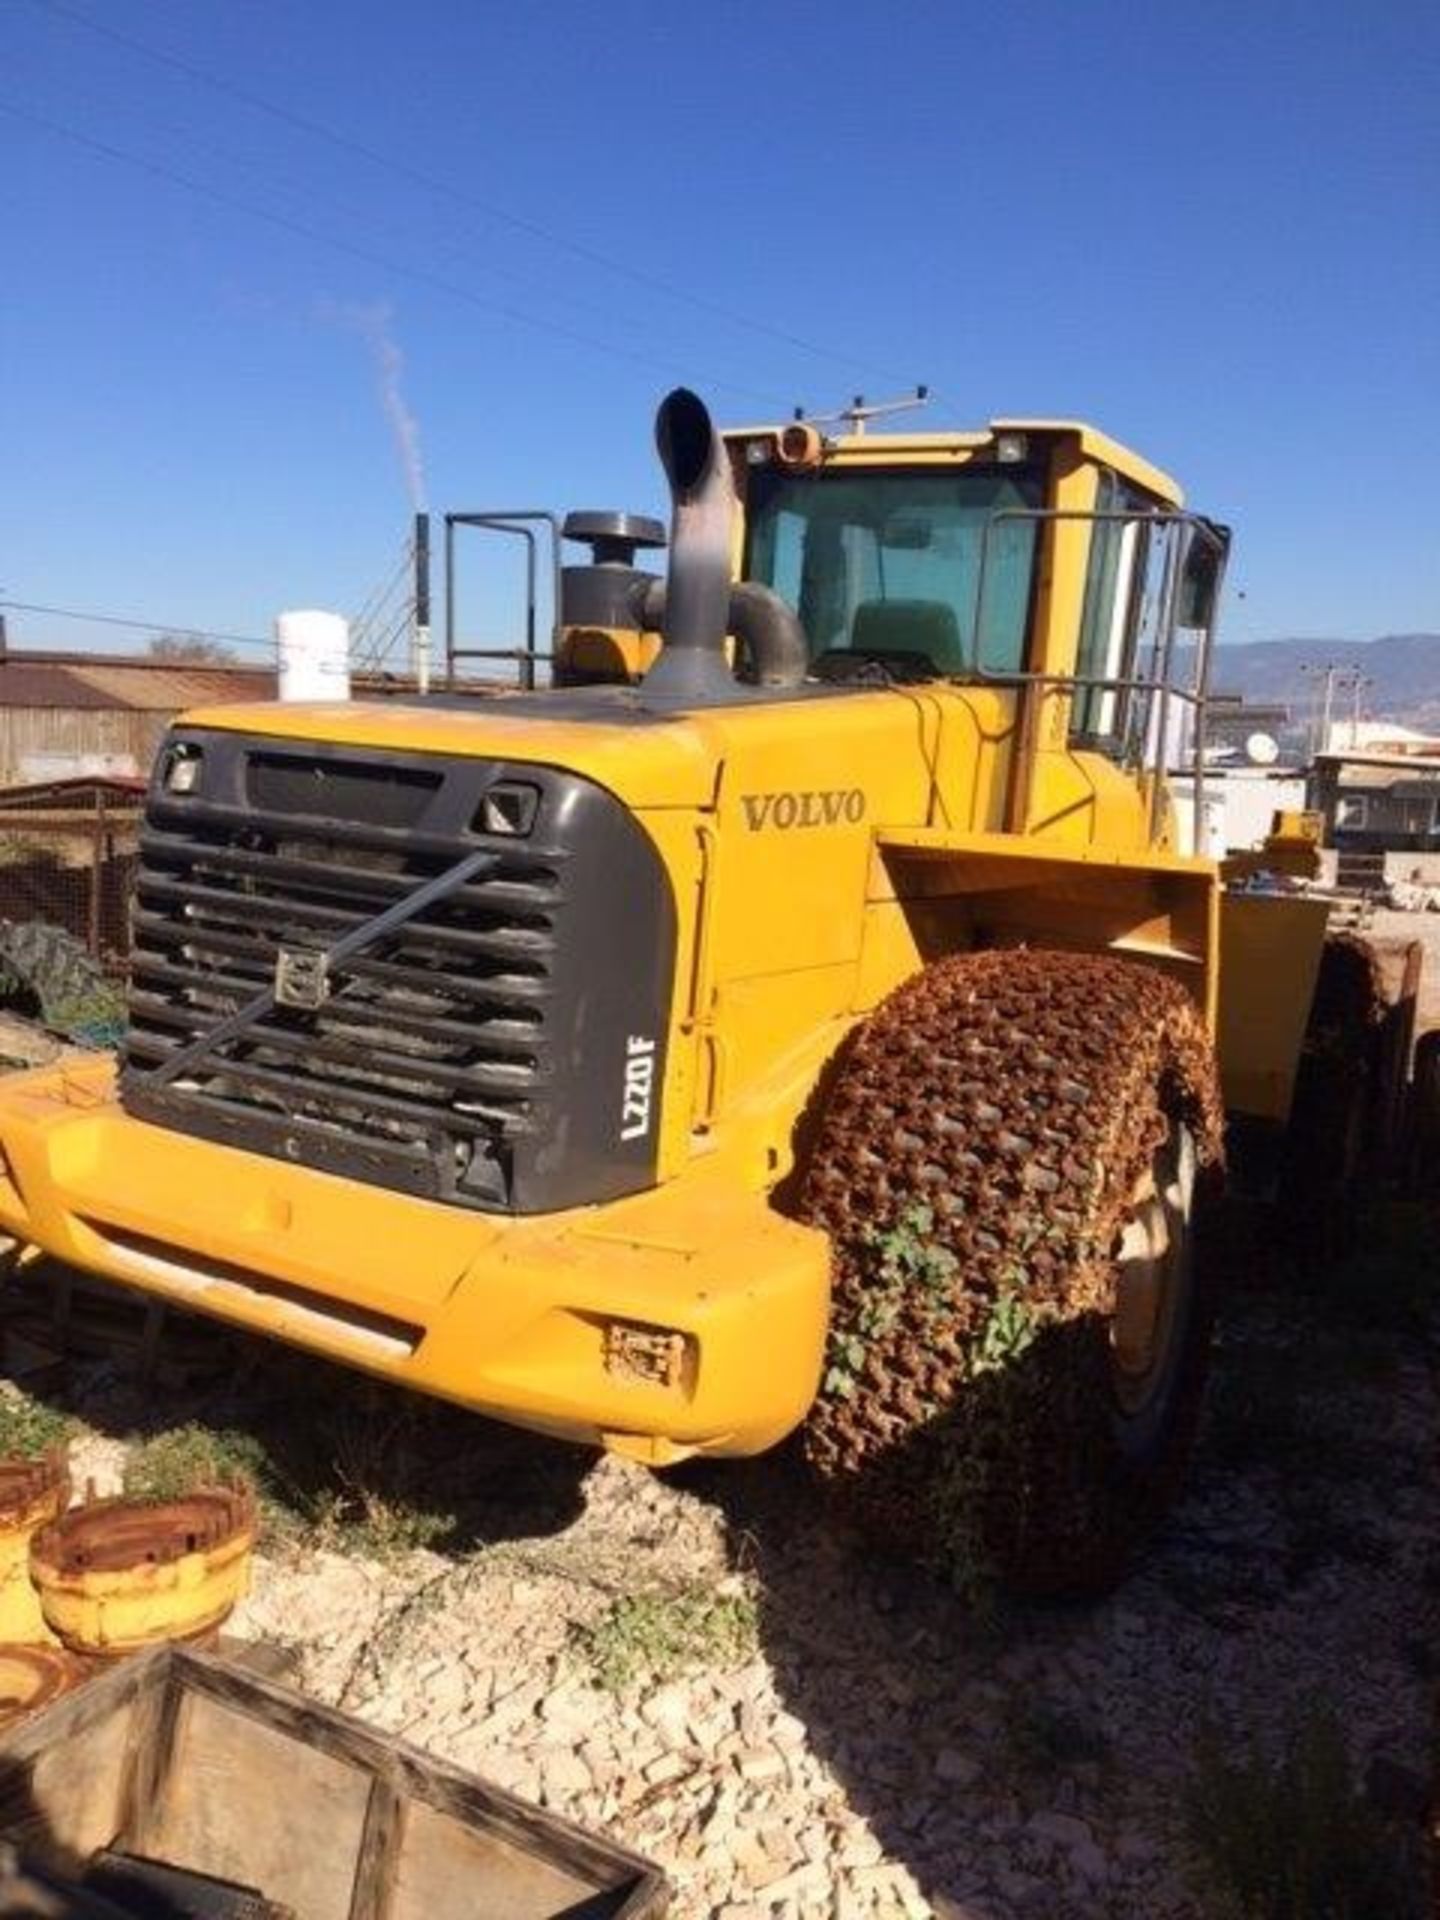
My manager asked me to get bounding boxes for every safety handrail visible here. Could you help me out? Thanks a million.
[443,511,563,692]
[969,506,1230,843]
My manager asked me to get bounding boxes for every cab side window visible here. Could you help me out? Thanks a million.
[1072,473,1148,753]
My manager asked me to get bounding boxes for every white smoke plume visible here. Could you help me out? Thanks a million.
[328,300,428,512]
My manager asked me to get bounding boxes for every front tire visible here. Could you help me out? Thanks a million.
[798,949,1225,1596]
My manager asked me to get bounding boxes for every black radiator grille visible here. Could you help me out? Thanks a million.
[119,732,677,1216]
[123,799,561,1206]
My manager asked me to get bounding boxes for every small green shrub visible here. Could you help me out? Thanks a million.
[572,1583,759,1692]
[123,1423,277,1504]
[0,1389,74,1460]
[123,1417,453,1561]
[289,1399,458,1559]
[1183,1708,1424,1919]
[301,1482,452,1561]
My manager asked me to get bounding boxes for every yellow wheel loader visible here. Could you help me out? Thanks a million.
[0,390,1409,1591]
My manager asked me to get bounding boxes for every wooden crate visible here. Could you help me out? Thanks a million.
[0,1645,668,1918]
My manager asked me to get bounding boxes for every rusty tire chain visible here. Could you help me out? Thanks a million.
[798,949,1224,1594]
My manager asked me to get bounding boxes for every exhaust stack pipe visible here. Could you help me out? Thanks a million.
[644,389,739,698]
[643,388,808,697]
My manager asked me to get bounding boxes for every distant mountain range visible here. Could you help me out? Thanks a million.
[1210,633,1440,734]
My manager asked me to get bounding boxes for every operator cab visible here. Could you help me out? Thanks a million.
[439,398,1228,819]
[729,413,1214,689]
[742,453,1044,682]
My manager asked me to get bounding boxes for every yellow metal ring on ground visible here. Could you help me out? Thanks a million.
[0,1642,92,1728]
[0,1448,70,1646]
[30,1484,255,1656]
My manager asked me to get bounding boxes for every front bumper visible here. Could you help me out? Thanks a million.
[0,1062,830,1462]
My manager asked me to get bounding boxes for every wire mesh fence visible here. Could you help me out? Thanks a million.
[0,792,142,975]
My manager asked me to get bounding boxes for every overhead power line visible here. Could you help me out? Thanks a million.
[0,96,790,409]
[349,543,415,637]
[29,0,905,387]
[0,598,274,651]
[32,75,729,355]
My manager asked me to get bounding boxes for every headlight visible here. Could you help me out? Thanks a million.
[475,782,539,837]
[163,746,203,794]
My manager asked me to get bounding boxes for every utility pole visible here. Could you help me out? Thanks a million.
[1300,661,1336,761]
[1348,672,1371,747]
[1318,663,1339,757]
[412,511,432,696]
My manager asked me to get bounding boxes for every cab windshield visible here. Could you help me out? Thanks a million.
[745,465,1043,674]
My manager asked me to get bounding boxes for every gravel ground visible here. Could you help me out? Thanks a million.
[1,911,1437,1920]
[0,1012,65,1072]
[27,1264,1434,1920]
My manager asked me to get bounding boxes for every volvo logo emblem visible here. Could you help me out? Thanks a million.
[274,946,330,1010]
[740,788,868,831]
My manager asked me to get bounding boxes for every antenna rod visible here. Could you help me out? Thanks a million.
[794,385,931,436]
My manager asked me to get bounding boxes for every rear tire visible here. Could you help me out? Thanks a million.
[0,921,124,1046]
[1410,1029,1440,1202]
[1277,934,1383,1266]
[798,949,1225,1596]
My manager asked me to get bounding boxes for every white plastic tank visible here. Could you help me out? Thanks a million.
[275,609,352,702]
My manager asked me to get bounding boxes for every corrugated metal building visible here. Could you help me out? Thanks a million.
[0,652,275,784]
[1311,746,1440,851]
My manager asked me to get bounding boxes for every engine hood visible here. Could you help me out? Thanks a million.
[177,694,721,810]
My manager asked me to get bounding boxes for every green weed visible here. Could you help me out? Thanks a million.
[868,1203,959,1305]
[301,1481,452,1561]
[572,1582,759,1693]
[123,1414,454,1561]
[971,1286,1039,1376]
[1183,1708,1424,1919]
[292,1398,458,1558]
[0,1388,74,1460]
[123,1422,280,1506]
[823,1203,958,1401]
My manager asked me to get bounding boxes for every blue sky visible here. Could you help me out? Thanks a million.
[3,0,1437,663]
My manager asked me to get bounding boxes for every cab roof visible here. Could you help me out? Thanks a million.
[724,417,1183,507]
